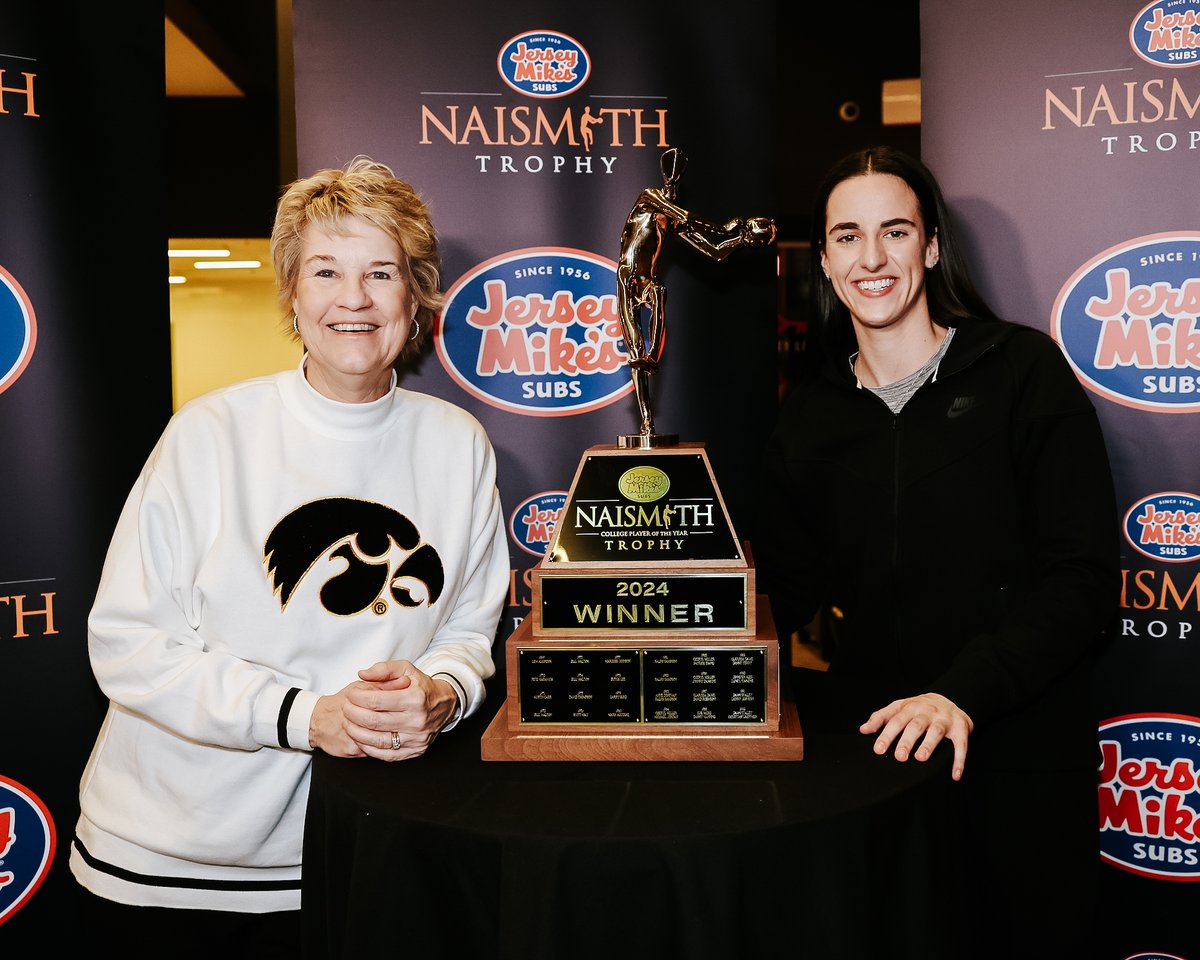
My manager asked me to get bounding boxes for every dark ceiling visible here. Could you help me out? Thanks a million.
[166,1,921,244]
[166,0,286,239]
[777,6,922,240]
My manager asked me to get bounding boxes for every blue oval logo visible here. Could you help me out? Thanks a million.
[0,265,37,396]
[497,30,590,98]
[1051,233,1200,413]
[1122,954,1188,960]
[509,490,568,556]
[1130,0,1200,68]
[1124,492,1200,563]
[0,775,56,926]
[1098,714,1200,881]
[436,247,631,416]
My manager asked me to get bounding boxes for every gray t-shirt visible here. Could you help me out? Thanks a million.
[852,326,956,414]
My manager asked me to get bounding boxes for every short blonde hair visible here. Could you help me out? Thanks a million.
[270,156,444,363]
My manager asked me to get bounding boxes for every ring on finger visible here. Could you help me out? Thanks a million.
[390,731,402,750]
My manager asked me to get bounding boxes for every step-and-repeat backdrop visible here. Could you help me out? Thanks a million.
[923,1,1199,956]
[6,3,1192,953]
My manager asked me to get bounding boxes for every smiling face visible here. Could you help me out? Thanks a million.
[292,216,416,403]
[820,172,939,337]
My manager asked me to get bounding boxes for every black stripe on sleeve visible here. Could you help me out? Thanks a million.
[277,686,302,749]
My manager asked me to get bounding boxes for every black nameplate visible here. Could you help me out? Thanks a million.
[538,573,748,632]
[517,647,767,724]
[548,452,741,563]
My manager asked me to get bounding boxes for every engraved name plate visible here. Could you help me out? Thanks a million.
[517,646,767,725]
[537,572,749,633]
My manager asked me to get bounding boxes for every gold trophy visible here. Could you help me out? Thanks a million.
[617,147,776,447]
[481,150,800,762]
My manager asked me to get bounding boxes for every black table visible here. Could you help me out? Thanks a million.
[302,669,959,960]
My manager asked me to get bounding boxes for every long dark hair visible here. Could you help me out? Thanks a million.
[808,146,1000,364]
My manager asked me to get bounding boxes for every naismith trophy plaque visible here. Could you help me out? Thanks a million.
[481,149,802,761]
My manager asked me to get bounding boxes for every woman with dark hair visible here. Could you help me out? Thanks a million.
[807,146,1002,357]
[757,146,1119,956]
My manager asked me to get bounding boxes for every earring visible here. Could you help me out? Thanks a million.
[293,313,300,335]
[408,318,421,342]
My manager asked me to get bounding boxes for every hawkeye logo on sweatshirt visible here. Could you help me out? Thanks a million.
[263,498,443,616]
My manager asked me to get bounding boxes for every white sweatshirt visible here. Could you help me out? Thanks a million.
[70,361,509,912]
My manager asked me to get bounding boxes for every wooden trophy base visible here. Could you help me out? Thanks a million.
[481,599,804,762]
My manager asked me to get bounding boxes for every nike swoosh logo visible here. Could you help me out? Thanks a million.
[947,396,976,419]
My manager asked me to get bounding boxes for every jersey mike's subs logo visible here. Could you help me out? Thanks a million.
[0,775,56,926]
[1052,232,1200,413]
[1130,0,1200,67]
[509,490,567,557]
[497,30,590,98]
[436,247,631,416]
[0,265,36,396]
[1123,954,1188,960]
[1098,713,1200,881]
[1124,491,1200,563]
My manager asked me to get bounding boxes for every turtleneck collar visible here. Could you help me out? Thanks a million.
[278,355,401,440]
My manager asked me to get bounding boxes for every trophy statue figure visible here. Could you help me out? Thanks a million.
[616,147,776,448]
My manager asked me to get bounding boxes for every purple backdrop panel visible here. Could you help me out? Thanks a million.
[922,2,1200,955]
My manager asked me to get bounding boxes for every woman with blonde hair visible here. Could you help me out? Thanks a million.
[71,157,509,956]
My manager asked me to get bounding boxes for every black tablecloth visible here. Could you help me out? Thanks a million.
[302,669,958,960]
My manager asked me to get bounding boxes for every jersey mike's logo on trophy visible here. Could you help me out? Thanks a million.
[617,147,776,448]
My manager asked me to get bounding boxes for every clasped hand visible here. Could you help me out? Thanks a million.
[309,660,459,761]
[859,692,974,781]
